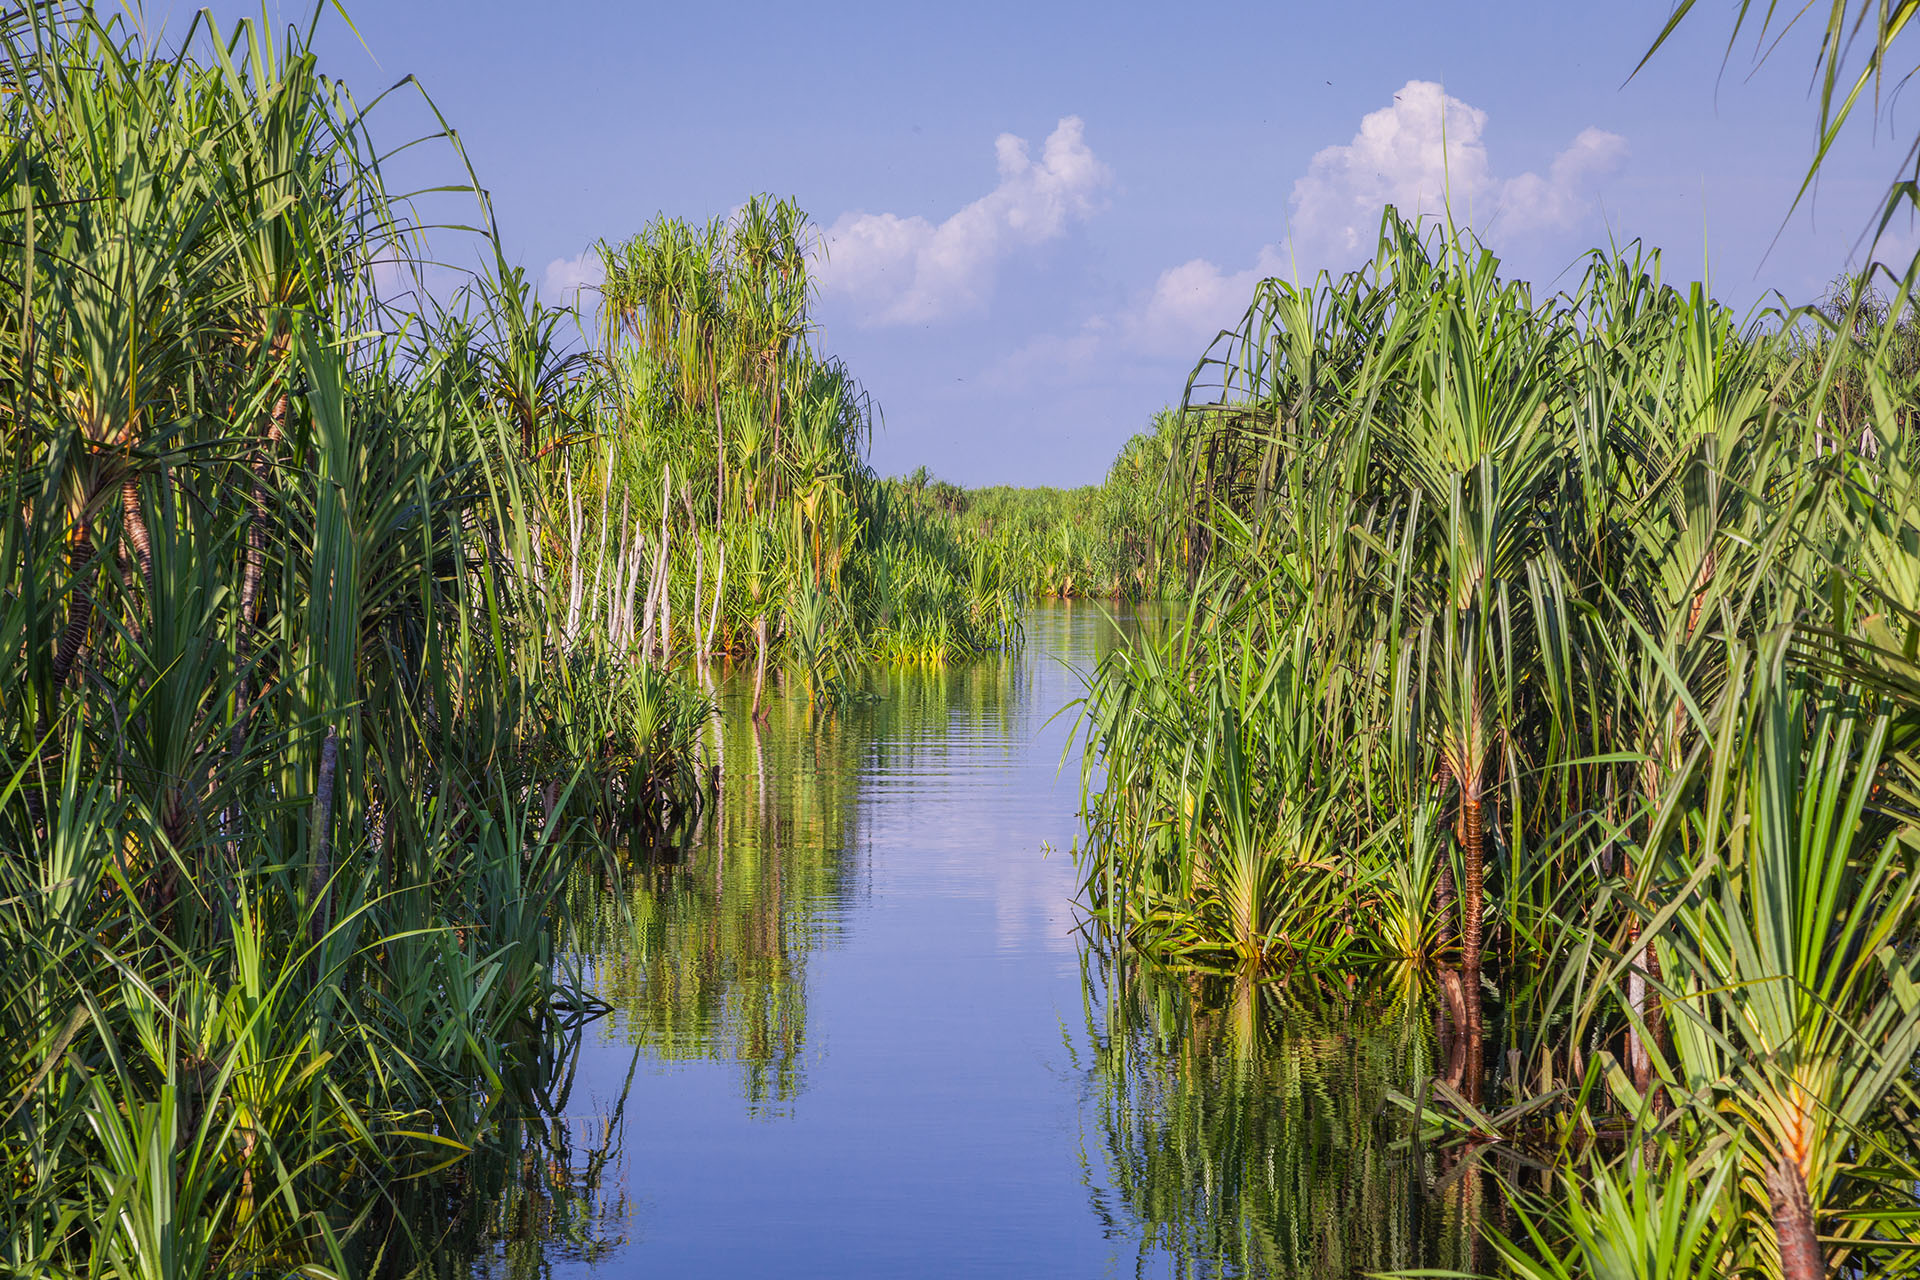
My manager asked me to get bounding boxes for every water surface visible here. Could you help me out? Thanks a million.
[460,603,1458,1278]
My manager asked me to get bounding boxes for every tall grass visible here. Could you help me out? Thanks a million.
[1074,210,1920,1274]
[0,8,708,1276]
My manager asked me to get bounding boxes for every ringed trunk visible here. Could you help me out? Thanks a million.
[121,477,153,589]
[51,532,96,685]
[1766,1155,1822,1280]
[1462,793,1484,976]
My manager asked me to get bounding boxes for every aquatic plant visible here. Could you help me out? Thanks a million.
[0,8,708,1275]
[1074,208,1920,1274]
[541,200,1018,706]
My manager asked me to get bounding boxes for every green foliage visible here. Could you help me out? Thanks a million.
[898,412,1186,602]
[0,8,708,1276]
[1079,959,1456,1276]
[1075,207,1920,1272]
[548,200,1018,709]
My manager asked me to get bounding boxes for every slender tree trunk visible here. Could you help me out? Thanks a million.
[1462,792,1485,976]
[1433,859,1458,952]
[752,615,769,721]
[657,469,673,659]
[609,491,631,643]
[1440,983,1469,1094]
[1766,1156,1822,1280]
[705,542,726,664]
[121,478,153,589]
[563,457,583,645]
[1433,798,1464,955]
[1619,844,1669,1109]
[691,532,705,675]
[641,536,661,654]
[1643,938,1667,1112]
[51,532,95,686]
[590,442,614,629]
[232,397,285,758]
[621,522,645,646]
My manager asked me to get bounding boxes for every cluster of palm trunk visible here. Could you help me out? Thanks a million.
[1076,210,1920,1275]
[553,202,1022,710]
[0,9,711,1275]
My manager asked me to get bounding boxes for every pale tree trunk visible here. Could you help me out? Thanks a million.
[621,522,645,646]
[752,615,769,721]
[706,542,726,662]
[698,529,714,675]
[656,470,673,660]
[563,457,583,645]
[589,442,614,630]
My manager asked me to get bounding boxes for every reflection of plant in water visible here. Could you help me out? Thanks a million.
[556,643,1046,1120]
[374,1039,640,1280]
[1076,954,1469,1278]
[565,682,867,1113]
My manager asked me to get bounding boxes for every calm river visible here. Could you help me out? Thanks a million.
[455,603,1466,1278]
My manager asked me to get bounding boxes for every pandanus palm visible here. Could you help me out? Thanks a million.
[1386,240,1562,976]
[7,16,235,892]
[1655,639,1920,1280]
[1591,284,1784,1092]
[0,10,740,1278]
[465,256,599,458]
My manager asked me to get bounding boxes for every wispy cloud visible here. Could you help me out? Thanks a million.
[1120,245,1292,357]
[820,117,1111,326]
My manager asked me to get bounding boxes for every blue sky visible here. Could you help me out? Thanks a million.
[151,1,1916,484]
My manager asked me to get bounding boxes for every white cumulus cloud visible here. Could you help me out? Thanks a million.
[820,116,1111,326]
[540,251,604,308]
[1290,80,1625,262]
[986,84,1630,400]
[1122,245,1292,356]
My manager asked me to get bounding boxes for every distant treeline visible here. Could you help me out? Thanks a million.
[888,414,1187,602]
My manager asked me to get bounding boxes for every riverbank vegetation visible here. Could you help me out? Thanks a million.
[538,202,1024,701]
[1079,956,1462,1275]
[891,414,1186,601]
[0,9,714,1275]
[1073,210,1920,1273]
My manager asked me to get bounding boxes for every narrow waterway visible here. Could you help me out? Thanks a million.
[462,603,1460,1278]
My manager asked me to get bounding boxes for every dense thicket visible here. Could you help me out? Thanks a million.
[0,10,710,1275]
[1075,210,1920,1272]
[891,414,1185,601]
[537,202,1024,711]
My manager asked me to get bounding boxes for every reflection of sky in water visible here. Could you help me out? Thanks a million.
[854,634,1097,960]
[477,602,1444,1279]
